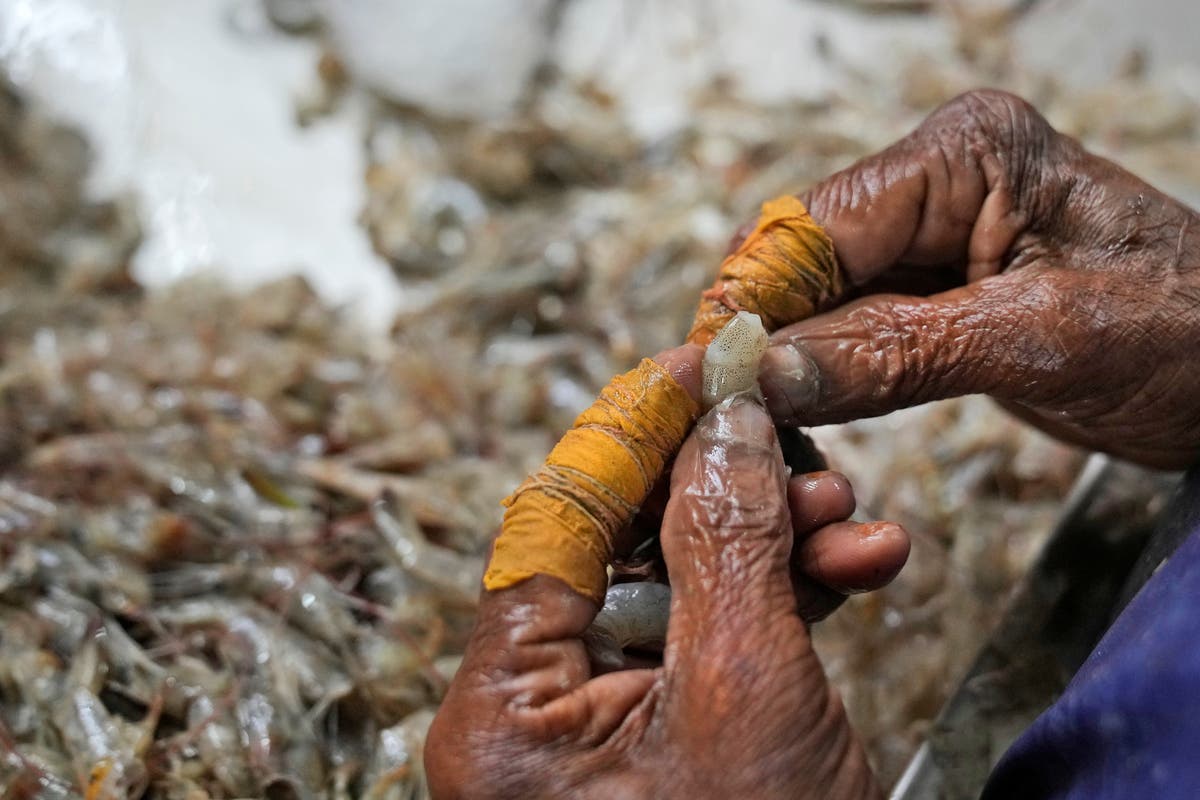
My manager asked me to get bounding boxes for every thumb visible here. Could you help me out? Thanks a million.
[657,396,851,773]
[758,269,1083,426]
[660,395,799,667]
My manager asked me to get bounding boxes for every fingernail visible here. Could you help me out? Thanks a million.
[652,343,705,404]
[760,342,820,423]
[705,394,773,444]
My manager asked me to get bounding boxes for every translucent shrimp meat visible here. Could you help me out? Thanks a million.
[701,310,769,408]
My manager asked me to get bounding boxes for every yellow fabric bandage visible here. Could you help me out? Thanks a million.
[483,358,699,602]
[483,196,839,601]
[688,195,842,345]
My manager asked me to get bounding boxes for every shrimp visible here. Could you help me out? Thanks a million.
[371,494,483,607]
[51,686,148,799]
[361,709,436,800]
[584,582,673,671]
[700,311,769,409]
[298,458,481,532]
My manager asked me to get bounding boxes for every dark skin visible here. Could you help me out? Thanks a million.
[427,352,903,799]
[427,89,1200,797]
[760,89,1200,469]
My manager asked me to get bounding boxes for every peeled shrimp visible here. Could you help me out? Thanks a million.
[701,311,769,409]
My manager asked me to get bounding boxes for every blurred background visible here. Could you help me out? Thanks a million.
[2,1,1199,797]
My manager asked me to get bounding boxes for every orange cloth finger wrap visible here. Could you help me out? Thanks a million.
[688,195,842,345]
[483,358,700,602]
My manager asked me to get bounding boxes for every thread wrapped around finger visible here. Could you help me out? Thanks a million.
[482,196,840,603]
[688,195,842,346]
[483,358,700,602]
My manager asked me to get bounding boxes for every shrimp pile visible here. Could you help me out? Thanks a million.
[6,1,1200,793]
[0,83,488,798]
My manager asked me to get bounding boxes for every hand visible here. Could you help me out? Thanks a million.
[630,460,909,625]
[625,349,908,623]
[426,395,886,799]
[757,89,1200,469]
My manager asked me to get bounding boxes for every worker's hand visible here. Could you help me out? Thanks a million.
[627,463,907,623]
[618,348,907,624]
[426,396,880,799]
[758,89,1200,469]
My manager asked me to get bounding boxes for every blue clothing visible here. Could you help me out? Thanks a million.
[983,522,1200,798]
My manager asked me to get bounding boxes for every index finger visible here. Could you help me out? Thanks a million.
[483,343,703,608]
[800,89,1064,285]
[725,91,1066,294]
[453,344,704,705]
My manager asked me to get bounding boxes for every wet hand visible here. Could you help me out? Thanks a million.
[625,347,908,624]
[426,395,886,799]
[758,89,1200,468]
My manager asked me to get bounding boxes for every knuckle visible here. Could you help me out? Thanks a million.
[842,300,920,403]
[921,90,1062,210]
[928,89,1047,148]
[986,272,1093,395]
[806,156,894,221]
[1018,272,1097,348]
[684,488,789,542]
[1015,269,1071,311]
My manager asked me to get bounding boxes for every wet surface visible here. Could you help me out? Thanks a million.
[4,1,1200,794]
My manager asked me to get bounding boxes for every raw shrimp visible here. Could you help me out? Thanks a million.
[371,494,483,606]
[361,709,436,800]
[12,12,1182,787]
[52,685,149,799]
[186,693,256,797]
[584,582,673,670]
[700,311,769,408]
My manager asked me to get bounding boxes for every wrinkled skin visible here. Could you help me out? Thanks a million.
[612,345,909,623]
[427,89,1199,798]
[759,89,1200,469]
[427,395,885,799]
